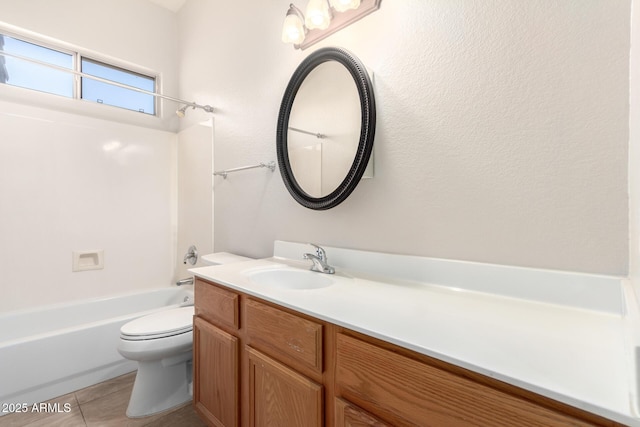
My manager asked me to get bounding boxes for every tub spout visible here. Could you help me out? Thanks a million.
[176,277,194,286]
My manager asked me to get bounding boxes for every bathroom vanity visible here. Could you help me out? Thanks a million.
[191,242,639,426]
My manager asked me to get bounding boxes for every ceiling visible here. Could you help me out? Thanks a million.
[147,0,186,13]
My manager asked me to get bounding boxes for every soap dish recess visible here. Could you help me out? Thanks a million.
[72,250,104,272]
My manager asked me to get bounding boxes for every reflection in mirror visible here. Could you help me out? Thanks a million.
[288,61,361,197]
[277,47,376,210]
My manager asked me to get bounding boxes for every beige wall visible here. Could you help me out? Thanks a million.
[630,0,640,284]
[178,0,630,275]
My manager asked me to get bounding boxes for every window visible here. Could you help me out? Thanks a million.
[0,34,73,97]
[0,33,157,115]
[81,58,155,115]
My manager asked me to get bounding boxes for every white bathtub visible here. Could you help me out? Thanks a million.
[0,287,194,412]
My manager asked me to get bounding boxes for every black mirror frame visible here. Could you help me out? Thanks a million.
[276,47,376,210]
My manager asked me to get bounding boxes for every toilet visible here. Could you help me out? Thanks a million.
[118,306,195,417]
[117,252,251,418]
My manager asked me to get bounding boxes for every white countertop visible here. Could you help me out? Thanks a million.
[191,243,640,426]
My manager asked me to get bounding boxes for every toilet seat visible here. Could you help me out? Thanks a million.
[121,306,194,341]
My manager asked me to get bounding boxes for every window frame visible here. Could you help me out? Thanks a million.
[0,30,159,116]
[0,32,77,98]
[79,56,158,115]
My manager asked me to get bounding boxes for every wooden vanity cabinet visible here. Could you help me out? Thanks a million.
[194,278,325,427]
[194,277,623,427]
[334,333,606,427]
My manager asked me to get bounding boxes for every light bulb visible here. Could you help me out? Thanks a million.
[305,0,331,30]
[329,0,360,12]
[282,13,306,44]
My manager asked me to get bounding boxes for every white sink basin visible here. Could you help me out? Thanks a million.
[245,268,335,290]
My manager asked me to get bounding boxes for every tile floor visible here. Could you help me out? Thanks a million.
[0,372,206,427]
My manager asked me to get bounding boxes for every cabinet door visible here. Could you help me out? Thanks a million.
[194,317,239,427]
[247,346,323,427]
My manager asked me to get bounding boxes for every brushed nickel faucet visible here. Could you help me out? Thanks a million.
[303,243,335,274]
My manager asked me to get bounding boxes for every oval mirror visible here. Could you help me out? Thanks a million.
[277,47,376,210]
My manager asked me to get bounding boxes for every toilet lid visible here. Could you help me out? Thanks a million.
[121,306,194,340]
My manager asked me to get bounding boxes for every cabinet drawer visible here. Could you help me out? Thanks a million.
[335,398,390,427]
[195,279,240,330]
[336,333,595,427]
[245,299,323,374]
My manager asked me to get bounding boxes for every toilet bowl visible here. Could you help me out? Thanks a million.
[118,306,195,417]
[118,251,252,418]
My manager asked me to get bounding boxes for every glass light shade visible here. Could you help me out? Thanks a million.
[282,13,306,44]
[305,0,331,30]
[329,0,361,12]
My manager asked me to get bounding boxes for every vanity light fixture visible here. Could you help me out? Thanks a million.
[282,4,307,45]
[329,0,361,12]
[281,0,380,50]
[305,0,332,30]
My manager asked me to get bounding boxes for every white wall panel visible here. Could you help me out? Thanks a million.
[0,101,177,312]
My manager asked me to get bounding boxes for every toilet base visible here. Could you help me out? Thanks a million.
[126,354,192,418]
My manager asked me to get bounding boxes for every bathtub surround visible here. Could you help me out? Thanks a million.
[175,120,215,282]
[0,100,178,313]
[0,0,183,313]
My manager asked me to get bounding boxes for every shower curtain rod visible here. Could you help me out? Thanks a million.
[0,50,214,113]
